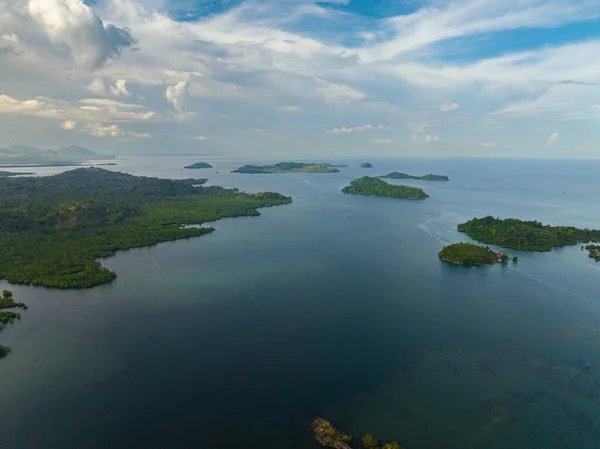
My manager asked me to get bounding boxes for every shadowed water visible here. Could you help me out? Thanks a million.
[1,157,600,448]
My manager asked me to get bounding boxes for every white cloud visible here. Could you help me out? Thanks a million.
[439,102,460,112]
[425,134,440,143]
[193,135,206,140]
[85,123,151,139]
[165,81,188,112]
[328,124,392,133]
[546,132,559,146]
[481,142,498,148]
[87,78,131,97]
[328,127,354,134]
[61,119,76,130]
[279,106,302,112]
[28,0,137,70]
[373,138,392,144]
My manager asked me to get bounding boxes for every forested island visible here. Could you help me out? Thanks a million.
[184,162,213,169]
[232,162,342,174]
[458,217,600,252]
[359,162,372,168]
[585,244,600,261]
[0,168,292,288]
[0,171,34,177]
[381,172,449,181]
[439,243,509,266]
[342,177,429,199]
[312,418,405,449]
[0,290,26,358]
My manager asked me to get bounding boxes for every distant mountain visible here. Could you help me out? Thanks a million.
[7,145,43,155]
[55,145,97,160]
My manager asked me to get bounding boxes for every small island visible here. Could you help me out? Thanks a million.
[585,244,600,261]
[312,418,405,449]
[458,216,600,252]
[232,162,341,174]
[439,243,509,266]
[359,162,372,168]
[342,177,429,199]
[184,162,213,169]
[0,290,26,358]
[381,172,449,181]
[0,171,34,177]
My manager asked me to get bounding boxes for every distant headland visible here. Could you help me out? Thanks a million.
[0,145,115,166]
[342,176,429,199]
[381,172,449,181]
[184,162,213,169]
[359,162,373,168]
[232,162,343,174]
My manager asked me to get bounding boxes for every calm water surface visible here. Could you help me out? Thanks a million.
[1,157,600,448]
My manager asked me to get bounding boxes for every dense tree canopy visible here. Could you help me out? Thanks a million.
[438,242,500,266]
[380,172,449,181]
[232,162,341,173]
[342,177,429,199]
[0,168,292,288]
[458,216,600,252]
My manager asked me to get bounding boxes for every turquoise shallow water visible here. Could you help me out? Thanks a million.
[1,157,600,448]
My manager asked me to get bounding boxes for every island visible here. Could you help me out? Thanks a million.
[0,144,115,166]
[184,162,213,169]
[585,244,600,261]
[381,172,449,181]
[458,216,600,252]
[439,243,509,266]
[0,168,292,288]
[312,418,405,449]
[232,162,341,174]
[0,290,26,358]
[0,171,34,177]
[342,177,429,199]
[359,162,372,168]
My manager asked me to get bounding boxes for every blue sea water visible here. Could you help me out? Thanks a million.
[1,157,600,449]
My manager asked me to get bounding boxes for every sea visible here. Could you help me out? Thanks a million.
[1,156,600,449]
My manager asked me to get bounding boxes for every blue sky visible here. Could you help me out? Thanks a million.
[1,0,600,157]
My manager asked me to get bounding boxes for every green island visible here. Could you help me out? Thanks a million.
[0,144,114,166]
[439,242,509,266]
[342,177,429,199]
[458,216,600,252]
[0,171,35,177]
[0,168,292,288]
[312,418,405,449]
[0,290,26,358]
[381,172,449,181]
[359,162,372,168]
[184,162,213,169]
[232,162,342,174]
[585,244,600,261]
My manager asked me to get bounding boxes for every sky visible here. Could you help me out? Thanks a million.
[1,0,600,158]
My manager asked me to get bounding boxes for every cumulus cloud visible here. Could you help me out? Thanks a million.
[439,102,460,112]
[0,94,62,118]
[328,127,354,134]
[546,132,559,146]
[85,123,151,138]
[279,106,302,112]
[165,81,188,112]
[193,135,206,140]
[88,78,131,97]
[373,138,392,144]
[328,124,392,133]
[28,0,137,70]
[61,120,77,130]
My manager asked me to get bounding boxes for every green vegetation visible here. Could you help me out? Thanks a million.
[0,144,112,165]
[439,242,505,266]
[0,290,27,309]
[359,162,372,168]
[0,171,34,177]
[0,311,20,324]
[0,168,292,288]
[184,162,213,169]
[312,418,405,449]
[342,177,429,199]
[0,291,27,358]
[458,216,600,252]
[381,172,449,181]
[232,162,341,173]
[585,244,600,261]
[0,345,9,358]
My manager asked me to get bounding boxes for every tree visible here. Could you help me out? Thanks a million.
[512,256,519,263]
[362,433,379,449]
[2,290,12,298]
[382,443,403,449]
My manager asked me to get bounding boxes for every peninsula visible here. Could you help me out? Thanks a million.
[0,171,34,177]
[184,162,213,169]
[439,243,509,266]
[458,216,600,252]
[0,168,292,288]
[381,172,449,181]
[312,418,405,449]
[232,162,341,174]
[0,290,26,358]
[342,177,429,199]
[359,162,372,168]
